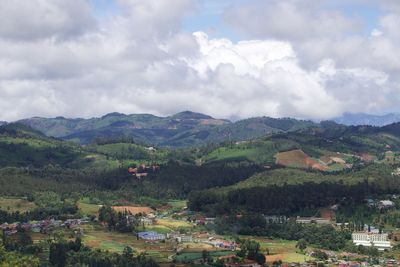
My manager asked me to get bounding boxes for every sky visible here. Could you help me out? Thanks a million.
[0,0,400,121]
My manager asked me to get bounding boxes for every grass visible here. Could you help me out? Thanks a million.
[138,225,173,234]
[204,147,259,162]
[167,200,187,210]
[80,223,175,262]
[100,240,128,252]
[0,197,37,213]
[174,251,233,262]
[78,201,101,215]
[243,237,316,264]
[156,219,193,230]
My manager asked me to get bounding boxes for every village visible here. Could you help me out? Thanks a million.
[2,194,400,267]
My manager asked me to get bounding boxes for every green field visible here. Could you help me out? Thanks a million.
[137,225,173,234]
[203,146,259,162]
[247,238,315,264]
[167,200,187,210]
[78,200,101,215]
[174,251,233,262]
[156,219,193,230]
[81,224,175,262]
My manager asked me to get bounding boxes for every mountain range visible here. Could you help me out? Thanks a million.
[16,111,315,146]
[0,111,398,147]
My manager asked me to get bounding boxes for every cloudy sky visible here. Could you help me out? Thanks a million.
[0,0,400,121]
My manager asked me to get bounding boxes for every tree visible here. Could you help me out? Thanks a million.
[202,250,209,263]
[49,243,67,267]
[296,239,307,252]
[254,253,266,265]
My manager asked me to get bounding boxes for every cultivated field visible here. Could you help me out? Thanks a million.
[275,149,328,171]
[156,219,193,230]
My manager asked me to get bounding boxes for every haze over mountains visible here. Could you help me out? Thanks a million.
[334,113,400,127]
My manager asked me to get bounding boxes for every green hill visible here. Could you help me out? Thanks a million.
[0,123,84,168]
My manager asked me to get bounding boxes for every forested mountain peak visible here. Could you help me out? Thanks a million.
[171,111,214,120]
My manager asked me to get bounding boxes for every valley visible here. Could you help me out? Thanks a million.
[2,114,400,266]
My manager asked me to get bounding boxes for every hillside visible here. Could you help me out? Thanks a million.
[0,123,133,170]
[17,111,316,146]
[187,163,397,216]
[200,122,400,171]
[0,123,84,168]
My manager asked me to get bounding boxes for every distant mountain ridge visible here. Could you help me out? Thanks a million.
[17,111,316,146]
[334,112,400,126]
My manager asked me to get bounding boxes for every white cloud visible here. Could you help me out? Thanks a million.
[0,0,399,122]
[0,0,96,41]
[223,0,361,42]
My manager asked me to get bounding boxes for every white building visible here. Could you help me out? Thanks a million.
[177,235,193,243]
[265,215,288,224]
[296,217,331,224]
[138,217,153,226]
[352,232,392,251]
[378,200,395,210]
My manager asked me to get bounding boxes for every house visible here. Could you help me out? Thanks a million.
[21,222,32,231]
[128,167,138,174]
[128,163,160,178]
[392,168,400,176]
[49,219,62,227]
[363,224,379,234]
[4,229,17,236]
[205,217,216,224]
[378,200,395,210]
[0,223,9,230]
[330,204,340,211]
[206,238,236,250]
[135,173,148,179]
[192,214,206,225]
[169,233,193,243]
[81,216,91,223]
[352,232,392,251]
[139,217,153,226]
[138,231,165,241]
[31,224,41,233]
[62,219,81,228]
[265,215,288,224]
